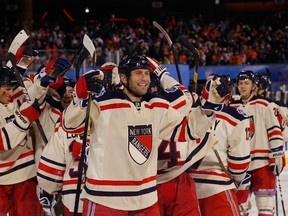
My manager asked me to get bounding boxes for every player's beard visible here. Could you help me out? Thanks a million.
[126,80,147,98]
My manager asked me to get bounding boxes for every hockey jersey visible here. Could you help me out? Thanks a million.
[0,78,48,185]
[62,88,215,211]
[156,86,218,185]
[190,105,251,199]
[33,101,62,166]
[230,96,283,171]
[37,123,88,213]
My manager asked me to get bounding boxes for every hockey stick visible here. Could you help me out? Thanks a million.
[178,35,200,92]
[153,21,182,85]
[73,34,96,216]
[277,176,286,216]
[74,22,114,81]
[8,30,48,144]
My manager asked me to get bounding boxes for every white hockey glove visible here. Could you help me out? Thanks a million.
[269,146,286,176]
[99,62,121,90]
[146,56,168,80]
[235,173,251,204]
[6,46,39,76]
[38,187,59,216]
[200,75,230,112]
[74,69,104,106]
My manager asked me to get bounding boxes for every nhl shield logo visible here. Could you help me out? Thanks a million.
[128,125,152,165]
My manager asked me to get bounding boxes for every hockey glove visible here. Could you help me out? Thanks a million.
[48,77,67,98]
[74,69,104,101]
[235,173,251,204]
[15,46,38,75]
[200,75,230,112]
[13,98,41,130]
[99,62,121,90]
[146,56,168,80]
[40,75,57,87]
[38,187,58,216]
[45,57,71,77]
[269,146,286,175]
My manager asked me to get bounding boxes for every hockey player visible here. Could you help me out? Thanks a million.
[190,74,252,216]
[37,62,120,216]
[0,66,47,216]
[255,73,288,141]
[146,57,221,216]
[230,70,285,216]
[61,54,230,215]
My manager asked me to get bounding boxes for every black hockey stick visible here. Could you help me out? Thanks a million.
[8,30,48,144]
[277,176,286,216]
[73,34,96,216]
[74,22,114,81]
[178,35,200,92]
[153,21,182,85]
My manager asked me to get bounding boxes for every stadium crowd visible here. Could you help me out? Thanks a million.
[0,11,288,68]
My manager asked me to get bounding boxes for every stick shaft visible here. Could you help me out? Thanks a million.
[153,21,182,84]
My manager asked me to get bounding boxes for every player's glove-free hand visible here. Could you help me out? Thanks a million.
[38,187,58,216]
[269,146,286,176]
[235,173,251,204]
[13,98,41,130]
[146,56,168,80]
[200,75,230,112]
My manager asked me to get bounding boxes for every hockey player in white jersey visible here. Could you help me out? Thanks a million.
[254,73,288,141]
[230,70,285,216]
[147,58,223,216]
[32,58,73,167]
[61,54,230,215]
[37,120,88,216]
[0,65,49,216]
[190,74,252,216]
[37,62,120,216]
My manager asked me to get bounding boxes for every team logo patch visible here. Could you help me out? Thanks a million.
[128,125,152,165]
[246,115,255,140]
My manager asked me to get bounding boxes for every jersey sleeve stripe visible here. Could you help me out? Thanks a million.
[86,175,156,186]
[100,103,131,111]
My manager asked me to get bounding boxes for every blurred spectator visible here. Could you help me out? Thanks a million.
[148,38,164,63]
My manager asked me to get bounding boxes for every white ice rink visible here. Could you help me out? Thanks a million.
[249,165,288,216]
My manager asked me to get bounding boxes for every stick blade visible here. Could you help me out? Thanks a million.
[83,34,96,57]
[178,35,199,57]
[8,29,30,55]
[153,21,173,46]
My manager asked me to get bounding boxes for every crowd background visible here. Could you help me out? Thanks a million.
[0,6,288,70]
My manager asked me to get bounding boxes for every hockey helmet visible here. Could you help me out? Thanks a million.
[255,74,271,92]
[236,70,256,84]
[63,77,75,88]
[0,67,18,87]
[118,54,151,78]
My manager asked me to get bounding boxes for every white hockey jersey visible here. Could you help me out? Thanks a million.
[33,101,62,166]
[0,78,48,185]
[156,86,218,185]
[190,105,251,198]
[230,96,283,171]
[62,88,215,211]
[37,123,87,213]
